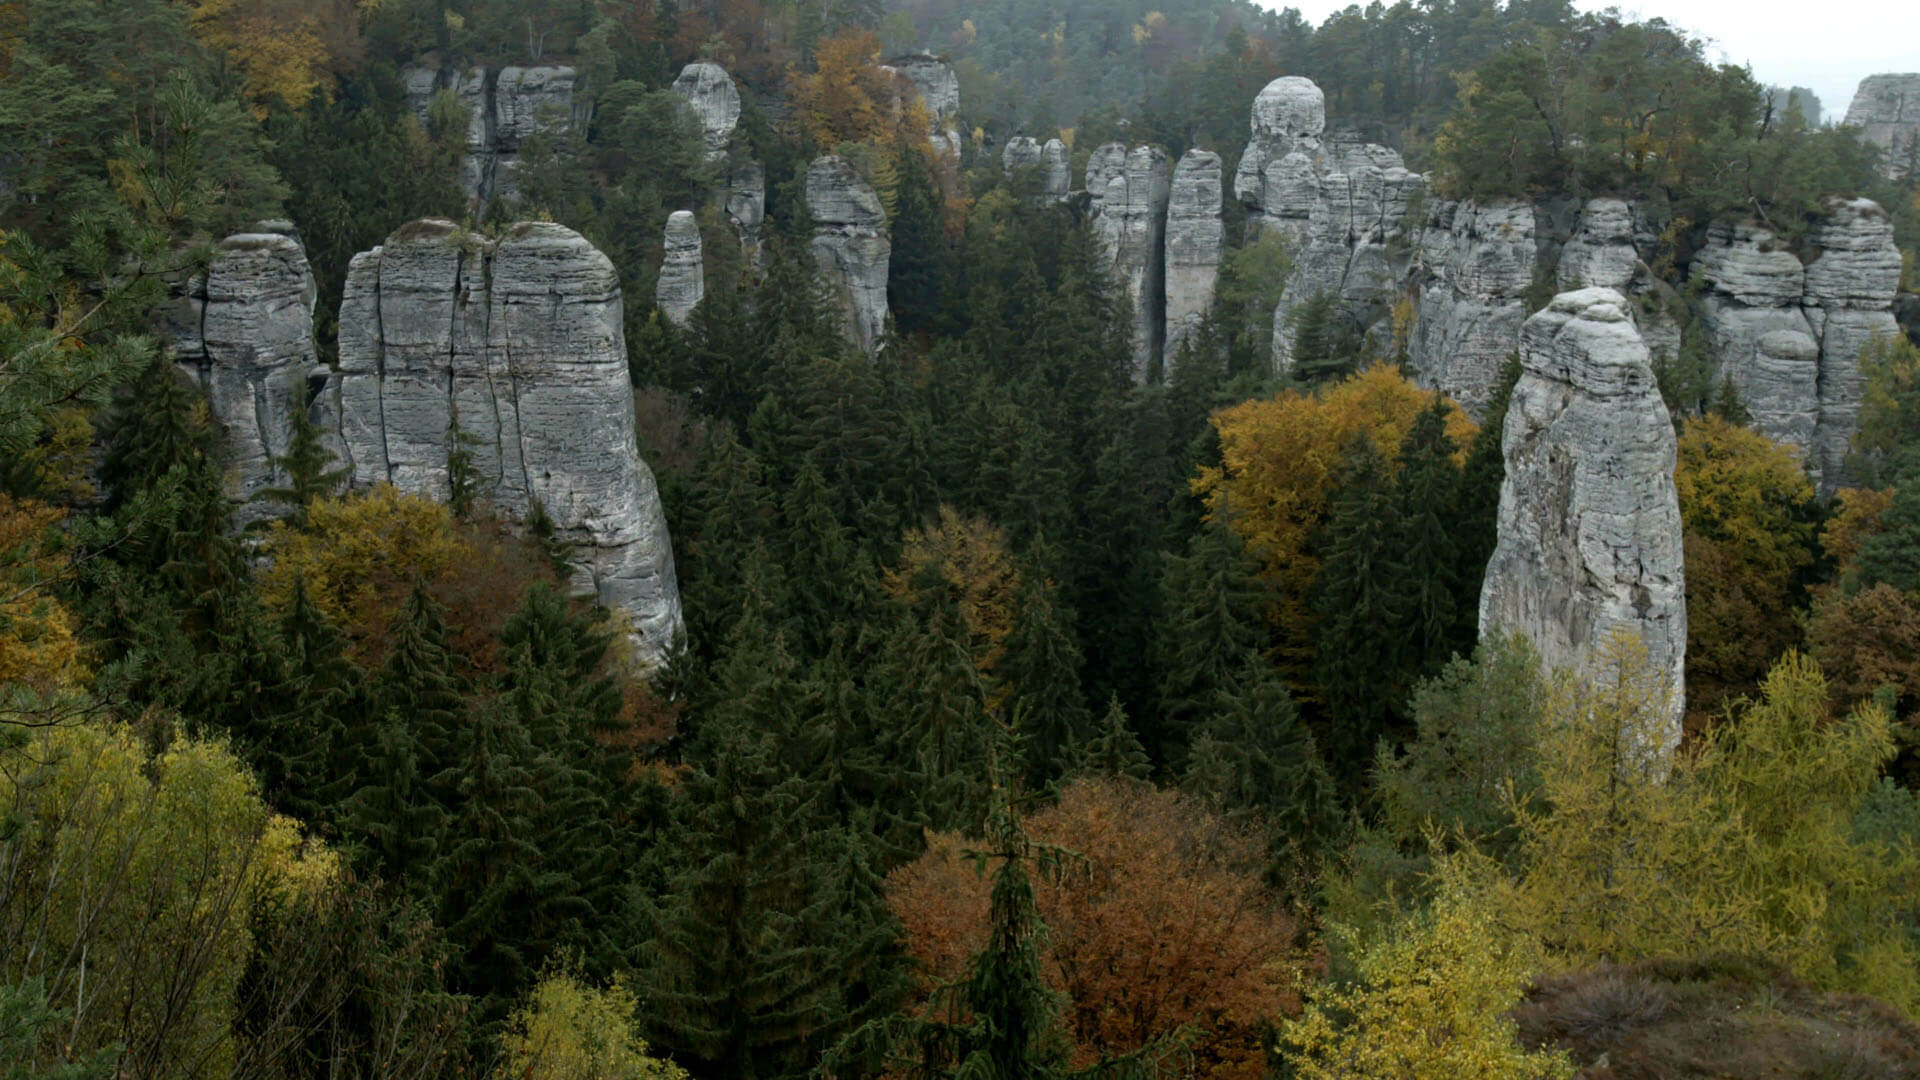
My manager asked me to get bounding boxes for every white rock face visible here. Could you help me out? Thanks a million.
[1087,144,1171,380]
[169,229,320,525]
[1844,74,1920,176]
[1269,156,1425,372]
[1235,76,1326,242]
[1163,148,1223,362]
[324,220,683,664]
[1408,200,1538,417]
[885,54,963,160]
[1694,219,1823,455]
[1557,198,1647,293]
[1480,287,1687,756]
[1804,197,1904,491]
[670,61,741,157]
[806,156,891,355]
[1002,136,1069,200]
[404,65,585,205]
[656,210,704,326]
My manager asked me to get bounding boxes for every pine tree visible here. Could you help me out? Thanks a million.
[1313,431,1412,783]
[996,555,1092,790]
[1074,697,1152,782]
[1153,514,1270,763]
[260,405,348,522]
[880,579,996,830]
[1394,397,1468,674]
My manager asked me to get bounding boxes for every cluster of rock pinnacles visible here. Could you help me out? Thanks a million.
[171,61,1915,725]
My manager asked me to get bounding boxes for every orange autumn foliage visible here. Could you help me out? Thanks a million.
[1822,487,1895,576]
[789,30,897,149]
[1194,367,1475,665]
[887,778,1305,1080]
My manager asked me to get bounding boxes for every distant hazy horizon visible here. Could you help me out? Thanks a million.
[1256,0,1920,124]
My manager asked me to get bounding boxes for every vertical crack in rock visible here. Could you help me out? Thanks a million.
[1480,287,1687,758]
[1087,143,1171,380]
[806,155,892,355]
[1163,148,1223,364]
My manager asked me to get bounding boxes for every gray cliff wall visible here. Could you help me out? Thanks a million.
[656,210,705,326]
[404,65,586,206]
[1087,143,1171,380]
[324,219,683,664]
[806,156,892,355]
[1480,287,1687,756]
[1163,148,1223,363]
[1845,74,1920,176]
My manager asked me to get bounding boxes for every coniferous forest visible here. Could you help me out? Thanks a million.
[5,1,1920,1077]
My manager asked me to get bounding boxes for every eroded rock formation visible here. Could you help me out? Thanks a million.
[404,65,586,205]
[1235,76,1325,245]
[1805,197,1905,490]
[1479,287,1687,754]
[1407,200,1538,417]
[806,156,891,354]
[1844,74,1920,176]
[1164,148,1223,362]
[670,61,764,260]
[1002,136,1071,200]
[656,210,704,326]
[1087,143,1171,379]
[321,219,683,663]
[168,227,320,526]
[885,53,962,161]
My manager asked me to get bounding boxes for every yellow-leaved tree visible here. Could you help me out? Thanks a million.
[1194,367,1475,673]
[497,970,688,1080]
[1673,414,1815,718]
[0,494,88,694]
[258,483,467,631]
[189,0,369,114]
[1283,852,1574,1080]
[885,505,1019,681]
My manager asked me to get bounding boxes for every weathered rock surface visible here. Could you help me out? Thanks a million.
[1087,144,1171,379]
[1480,287,1686,754]
[806,156,891,354]
[885,53,963,160]
[1844,74,1920,176]
[1804,197,1904,491]
[169,229,320,525]
[670,61,741,157]
[323,219,683,663]
[656,210,704,326]
[1235,76,1326,243]
[1002,136,1041,171]
[1408,199,1538,417]
[404,65,586,205]
[1270,155,1425,372]
[1693,219,1822,453]
[1557,197,1649,293]
[727,157,766,262]
[1005,136,1074,202]
[1163,148,1223,362]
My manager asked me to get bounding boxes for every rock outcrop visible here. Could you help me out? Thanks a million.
[1479,287,1687,755]
[1235,76,1326,244]
[1407,200,1539,417]
[885,53,963,161]
[168,227,321,526]
[656,210,704,326]
[322,219,683,663]
[1087,143,1171,379]
[404,65,586,205]
[1844,74,1920,176]
[670,61,740,157]
[1164,148,1223,362]
[1805,197,1905,490]
[669,61,764,260]
[806,156,891,354]
[1002,136,1071,200]
[1693,219,1823,454]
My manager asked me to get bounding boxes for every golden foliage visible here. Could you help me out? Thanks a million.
[1195,367,1475,664]
[496,970,688,1080]
[258,483,466,641]
[1283,855,1574,1080]
[1822,486,1895,573]
[888,778,1303,1080]
[1807,583,1920,711]
[0,494,87,692]
[789,30,893,148]
[189,0,368,114]
[886,505,1018,680]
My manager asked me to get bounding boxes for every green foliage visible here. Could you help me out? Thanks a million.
[496,970,687,1080]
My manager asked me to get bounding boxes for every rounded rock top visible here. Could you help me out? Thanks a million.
[1251,76,1326,139]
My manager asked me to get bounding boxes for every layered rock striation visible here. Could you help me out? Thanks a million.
[321,219,683,663]
[806,156,892,354]
[1163,148,1223,362]
[1480,287,1687,755]
[1407,200,1538,417]
[1087,143,1171,379]
[404,65,586,206]
[1235,76,1326,245]
[1804,197,1905,490]
[885,54,963,161]
[1844,74,1920,176]
[656,210,704,326]
[168,227,321,526]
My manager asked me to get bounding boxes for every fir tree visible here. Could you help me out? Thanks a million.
[1074,697,1153,782]
[996,555,1092,790]
[1394,397,1469,674]
[1286,292,1351,384]
[1456,354,1522,641]
[1312,431,1412,783]
[1182,651,1340,861]
[260,405,348,522]
[1153,513,1270,763]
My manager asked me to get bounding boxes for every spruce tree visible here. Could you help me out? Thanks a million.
[1074,697,1152,782]
[781,458,861,656]
[1394,398,1469,674]
[1312,431,1412,784]
[1456,355,1521,641]
[1182,651,1340,860]
[1286,292,1351,384]
[996,555,1092,790]
[1153,514,1270,763]
[880,579,996,830]
[260,405,348,522]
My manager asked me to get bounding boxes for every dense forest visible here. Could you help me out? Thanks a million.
[5,0,1920,1077]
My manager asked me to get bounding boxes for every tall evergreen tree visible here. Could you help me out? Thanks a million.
[995,555,1092,790]
[1456,353,1522,639]
[1182,651,1340,862]
[1394,397,1470,674]
[1312,431,1412,783]
[1074,697,1153,783]
[1153,514,1270,763]
[260,405,349,522]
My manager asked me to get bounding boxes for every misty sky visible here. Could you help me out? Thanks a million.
[1259,0,1920,122]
